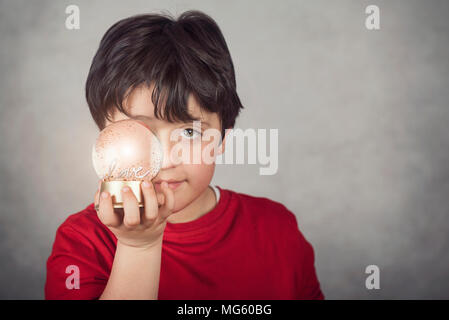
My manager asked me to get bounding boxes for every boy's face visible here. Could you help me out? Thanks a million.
[104,84,225,213]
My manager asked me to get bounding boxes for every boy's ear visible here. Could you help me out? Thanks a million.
[216,128,231,156]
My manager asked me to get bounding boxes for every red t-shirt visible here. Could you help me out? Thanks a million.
[45,186,324,300]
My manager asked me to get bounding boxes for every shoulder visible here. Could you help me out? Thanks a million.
[47,203,116,269]
[46,203,114,300]
[57,203,100,233]
[221,187,314,258]
[219,187,300,234]
[53,203,115,247]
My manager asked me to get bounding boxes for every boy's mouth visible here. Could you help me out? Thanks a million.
[153,180,185,191]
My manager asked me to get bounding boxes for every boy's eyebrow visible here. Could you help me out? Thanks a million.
[132,114,210,126]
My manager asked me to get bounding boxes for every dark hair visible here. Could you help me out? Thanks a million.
[85,10,244,139]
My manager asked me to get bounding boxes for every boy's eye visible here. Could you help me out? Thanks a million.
[181,128,201,139]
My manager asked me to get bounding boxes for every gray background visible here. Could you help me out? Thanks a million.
[1,0,448,299]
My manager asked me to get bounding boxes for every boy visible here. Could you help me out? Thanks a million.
[45,10,324,300]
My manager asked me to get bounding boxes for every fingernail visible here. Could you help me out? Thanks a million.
[122,187,130,193]
[142,181,150,188]
[101,192,108,199]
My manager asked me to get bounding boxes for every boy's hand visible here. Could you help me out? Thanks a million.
[93,179,175,249]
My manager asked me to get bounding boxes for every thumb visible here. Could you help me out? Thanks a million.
[159,182,175,219]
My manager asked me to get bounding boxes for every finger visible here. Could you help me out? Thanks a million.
[121,186,141,228]
[141,179,158,225]
[98,191,121,227]
[159,182,175,219]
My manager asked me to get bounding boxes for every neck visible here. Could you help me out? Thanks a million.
[166,186,217,224]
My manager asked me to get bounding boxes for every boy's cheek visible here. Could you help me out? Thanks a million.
[168,163,215,212]
[184,163,215,189]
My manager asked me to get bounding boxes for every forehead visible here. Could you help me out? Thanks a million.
[114,84,207,122]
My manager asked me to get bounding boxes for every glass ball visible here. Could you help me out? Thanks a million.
[92,119,163,181]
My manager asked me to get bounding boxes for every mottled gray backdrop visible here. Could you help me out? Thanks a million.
[1,0,448,299]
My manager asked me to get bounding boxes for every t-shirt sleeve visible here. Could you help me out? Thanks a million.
[296,236,325,300]
[284,209,325,300]
[45,224,110,300]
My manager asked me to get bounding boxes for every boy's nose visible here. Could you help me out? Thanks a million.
[158,137,177,170]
